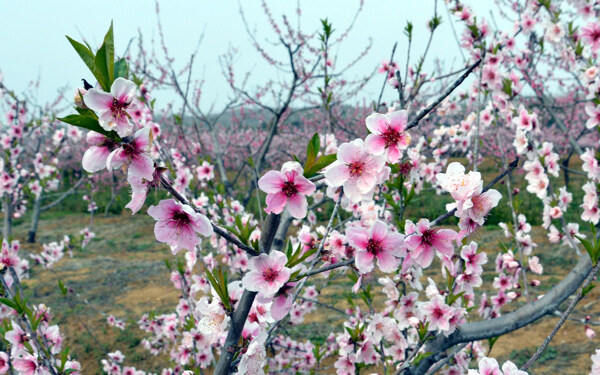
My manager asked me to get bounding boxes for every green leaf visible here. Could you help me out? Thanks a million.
[114,58,129,79]
[58,115,121,141]
[304,154,337,178]
[404,184,415,205]
[66,36,108,89]
[289,248,317,269]
[95,43,111,91]
[305,133,321,171]
[58,280,68,296]
[582,283,595,297]
[103,22,115,82]
[576,235,598,264]
[487,336,500,354]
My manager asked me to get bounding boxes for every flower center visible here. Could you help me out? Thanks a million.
[348,161,365,177]
[111,98,130,121]
[432,307,444,320]
[172,211,191,228]
[282,181,298,197]
[381,126,404,148]
[421,228,439,246]
[262,267,279,283]
[366,238,383,255]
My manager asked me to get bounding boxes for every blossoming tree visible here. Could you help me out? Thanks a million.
[0,0,600,374]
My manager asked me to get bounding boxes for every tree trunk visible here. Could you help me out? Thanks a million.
[212,214,281,375]
[3,195,12,239]
[104,173,118,217]
[27,193,43,243]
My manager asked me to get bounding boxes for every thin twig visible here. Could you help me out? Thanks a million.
[406,58,482,130]
[521,260,600,371]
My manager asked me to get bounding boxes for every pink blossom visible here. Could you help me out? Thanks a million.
[468,357,527,375]
[346,220,404,274]
[585,104,600,129]
[324,139,387,203]
[585,325,596,340]
[84,77,138,137]
[5,321,27,349]
[268,282,297,321]
[458,189,502,225]
[196,161,214,181]
[241,250,291,297]
[581,22,600,52]
[460,242,487,274]
[147,199,213,253]
[258,161,316,219]
[107,126,154,181]
[81,131,118,173]
[125,167,167,215]
[528,256,543,275]
[364,110,411,163]
[404,219,458,268]
[436,162,482,201]
[12,351,41,375]
[419,295,452,332]
[0,352,7,374]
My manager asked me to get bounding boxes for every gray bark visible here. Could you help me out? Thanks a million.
[213,213,281,375]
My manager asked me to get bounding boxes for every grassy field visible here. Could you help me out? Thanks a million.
[9,156,599,374]
[12,210,599,374]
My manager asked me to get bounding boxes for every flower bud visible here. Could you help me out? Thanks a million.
[74,88,88,109]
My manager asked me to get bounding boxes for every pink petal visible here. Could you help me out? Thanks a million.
[387,110,407,131]
[125,190,147,215]
[153,220,178,244]
[370,220,388,242]
[110,77,137,103]
[337,141,362,164]
[294,176,316,195]
[129,153,155,181]
[192,214,213,237]
[174,225,201,252]
[258,171,285,194]
[355,172,377,193]
[271,294,293,321]
[147,199,178,220]
[376,250,400,273]
[324,162,349,187]
[365,113,388,134]
[82,146,110,173]
[346,228,369,250]
[265,192,287,215]
[133,126,152,151]
[355,250,375,274]
[106,149,127,170]
[387,146,401,163]
[364,134,387,155]
[86,131,107,146]
[285,193,308,219]
[84,89,113,112]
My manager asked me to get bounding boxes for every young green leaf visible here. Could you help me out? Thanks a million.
[305,133,321,171]
[304,154,337,178]
[58,115,121,141]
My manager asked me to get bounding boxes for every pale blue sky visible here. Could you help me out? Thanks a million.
[0,1,498,112]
